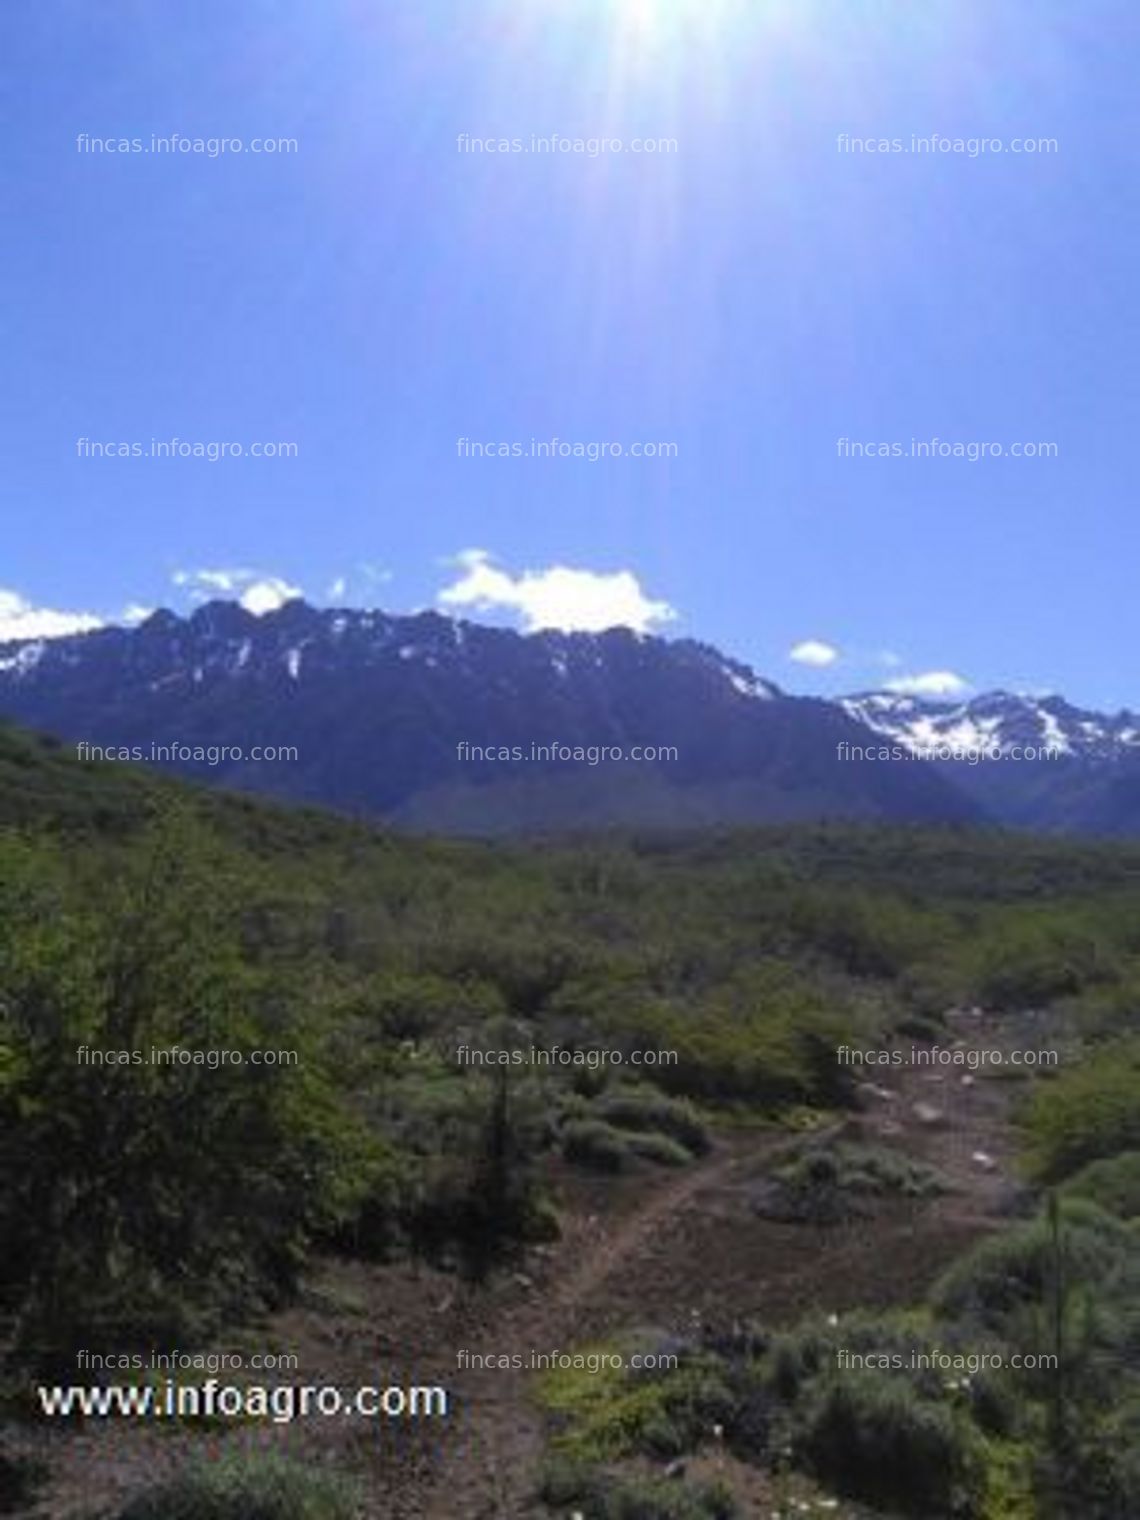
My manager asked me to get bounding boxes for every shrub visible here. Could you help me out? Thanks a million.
[596,1090,710,1155]
[896,1010,949,1043]
[0,814,380,1372]
[624,1131,694,1167]
[779,1140,948,1199]
[109,1454,356,1520]
[1021,1038,1140,1181]
[798,1371,983,1516]
[539,1465,737,1519]
[1062,1150,1140,1219]
[971,919,1119,1009]
[931,1199,1135,1338]
[754,1140,948,1223]
[563,1119,630,1172]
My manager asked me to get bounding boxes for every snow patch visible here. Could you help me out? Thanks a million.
[724,666,774,700]
[0,641,46,676]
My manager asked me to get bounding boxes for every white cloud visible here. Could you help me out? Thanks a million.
[437,550,676,634]
[239,578,303,616]
[885,670,971,698]
[121,603,154,626]
[789,639,839,668]
[173,567,250,595]
[173,568,303,617]
[327,576,347,600]
[0,588,102,642]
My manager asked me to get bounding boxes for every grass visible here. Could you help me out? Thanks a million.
[106,1453,356,1519]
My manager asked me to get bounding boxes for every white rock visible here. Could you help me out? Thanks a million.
[913,1102,945,1126]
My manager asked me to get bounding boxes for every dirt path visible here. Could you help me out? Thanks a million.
[413,1144,754,1520]
[399,1019,1025,1519]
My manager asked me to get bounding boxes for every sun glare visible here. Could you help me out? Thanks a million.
[609,0,757,55]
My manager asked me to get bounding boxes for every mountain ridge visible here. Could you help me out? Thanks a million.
[1,600,1135,835]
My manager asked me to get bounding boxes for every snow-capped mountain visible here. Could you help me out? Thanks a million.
[842,690,1140,764]
[1,602,1137,835]
[0,601,978,833]
[840,689,1140,837]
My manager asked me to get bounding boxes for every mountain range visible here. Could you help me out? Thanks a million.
[1,601,1137,836]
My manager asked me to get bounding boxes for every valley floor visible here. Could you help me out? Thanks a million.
[15,1013,1028,1520]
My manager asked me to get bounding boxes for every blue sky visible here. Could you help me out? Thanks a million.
[2,0,1137,707]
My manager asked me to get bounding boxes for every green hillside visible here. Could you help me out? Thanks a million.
[1,722,1138,1517]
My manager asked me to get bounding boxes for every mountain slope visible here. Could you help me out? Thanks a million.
[842,689,1140,836]
[0,602,981,834]
[842,689,1140,764]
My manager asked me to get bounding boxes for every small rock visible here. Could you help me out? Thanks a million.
[960,1075,975,1088]
[858,1081,895,1103]
[912,1102,945,1126]
[972,1150,998,1172]
[665,1459,686,1479]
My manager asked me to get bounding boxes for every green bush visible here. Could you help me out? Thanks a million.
[754,1139,948,1224]
[624,1131,694,1167]
[109,1454,356,1520]
[799,1371,983,1517]
[563,1119,630,1172]
[596,1090,710,1155]
[0,815,379,1371]
[539,1464,737,1519]
[931,1199,1135,1336]
[1062,1150,1140,1219]
[970,917,1120,1009]
[1021,1038,1140,1181]
[777,1140,948,1199]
